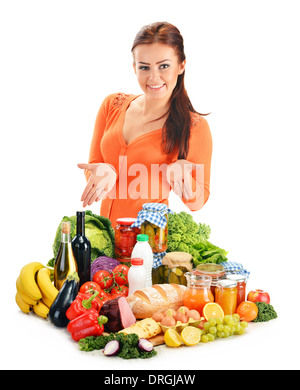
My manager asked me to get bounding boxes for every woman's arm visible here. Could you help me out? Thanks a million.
[167,116,212,211]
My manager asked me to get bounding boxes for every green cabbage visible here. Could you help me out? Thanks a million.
[47,210,115,268]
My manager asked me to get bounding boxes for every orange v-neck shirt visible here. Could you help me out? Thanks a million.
[85,93,212,228]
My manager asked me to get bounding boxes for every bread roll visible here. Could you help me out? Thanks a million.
[126,283,187,319]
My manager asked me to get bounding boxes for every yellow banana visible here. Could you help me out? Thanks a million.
[33,300,49,319]
[36,267,59,306]
[16,276,38,306]
[15,292,32,314]
[41,293,53,309]
[19,262,44,301]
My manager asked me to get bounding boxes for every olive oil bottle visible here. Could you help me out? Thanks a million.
[54,221,78,291]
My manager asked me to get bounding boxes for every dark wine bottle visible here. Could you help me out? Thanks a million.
[71,211,91,288]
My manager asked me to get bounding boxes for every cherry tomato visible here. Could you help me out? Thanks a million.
[93,270,114,290]
[79,281,102,295]
[110,285,129,297]
[113,264,129,286]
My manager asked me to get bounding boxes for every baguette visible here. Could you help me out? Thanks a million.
[126,283,187,319]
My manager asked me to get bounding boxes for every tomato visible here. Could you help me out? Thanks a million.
[113,264,129,286]
[79,281,102,295]
[93,270,114,290]
[110,284,129,297]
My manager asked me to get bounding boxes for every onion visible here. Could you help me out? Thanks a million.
[138,338,154,352]
[103,340,120,356]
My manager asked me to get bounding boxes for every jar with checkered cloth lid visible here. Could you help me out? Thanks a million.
[131,203,173,254]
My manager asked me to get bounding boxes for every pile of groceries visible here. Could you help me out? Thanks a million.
[15,204,278,359]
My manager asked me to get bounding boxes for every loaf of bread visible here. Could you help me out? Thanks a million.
[126,284,187,319]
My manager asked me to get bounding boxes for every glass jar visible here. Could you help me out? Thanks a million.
[215,279,238,316]
[141,218,168,253]
[183,273,214,315]
[195,263,226,298]
[114,218,140,267]
[161,252,193,286]
[226,274,247,307]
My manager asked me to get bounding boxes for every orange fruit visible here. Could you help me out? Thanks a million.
[236,301,258,322]
[203,302,224,321]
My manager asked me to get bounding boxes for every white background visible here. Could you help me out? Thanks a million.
[1,0,299,371]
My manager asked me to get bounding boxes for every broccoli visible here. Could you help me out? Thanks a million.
[253,302,278,322]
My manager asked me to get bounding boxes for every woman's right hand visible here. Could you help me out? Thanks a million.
[77,163,117,207]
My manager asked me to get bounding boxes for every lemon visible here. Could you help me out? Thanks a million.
[180,326,201,346]
[164,328,182,347]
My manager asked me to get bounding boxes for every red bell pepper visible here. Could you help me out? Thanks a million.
[67,309,108,342]
[66,291,101,321]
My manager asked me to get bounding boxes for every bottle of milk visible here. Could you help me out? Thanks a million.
[128,258,146,295]
[131,234,153,288]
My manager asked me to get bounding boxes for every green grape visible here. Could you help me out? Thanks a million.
[207,333,215,341]
[240,321,248,328]
[216,318,224,325]
[208,318,217,326]
[234,323,241,332]
[223,325,231,333]
[209,326,217,334]
[223,315,233,323]
[232,313,240,322]
[236,328,246,335]
[217,331,225,338]
[203,322,211,332]
[217,324,224,332]
[201,334,209,343]
[229,325,236,335]
[223,331,230,338]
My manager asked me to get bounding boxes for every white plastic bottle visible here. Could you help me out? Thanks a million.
[128,258,146,295]
[131,234,153,288]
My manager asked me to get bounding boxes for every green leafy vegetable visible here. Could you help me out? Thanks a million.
[192,239,228,266]
[253,302,278,322]
[47,210,115,267]
[167,211,211,257]
[167,211,227,266]
[78,332,157,359]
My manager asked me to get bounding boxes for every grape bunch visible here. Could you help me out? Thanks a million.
[200,314,248,343]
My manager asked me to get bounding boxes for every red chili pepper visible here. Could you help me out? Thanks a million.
[67,309,108,342]
[66,291,100,321]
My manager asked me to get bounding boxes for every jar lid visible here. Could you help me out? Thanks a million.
[217,279,237,288]
[226,274,247,282]
[116,218,137,225]
[131,257,144,265]
[137,234,149,242]
[196,263,226,276]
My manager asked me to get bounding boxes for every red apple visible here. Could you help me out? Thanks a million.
[247,289,270,304]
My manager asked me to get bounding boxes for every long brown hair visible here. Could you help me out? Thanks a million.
[131,22,203,159]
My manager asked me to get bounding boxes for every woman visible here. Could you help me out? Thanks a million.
[78,22,212,228]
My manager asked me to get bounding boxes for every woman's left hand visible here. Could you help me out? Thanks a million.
[166,159,201,201]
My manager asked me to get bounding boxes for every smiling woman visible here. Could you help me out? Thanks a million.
[78,22,212,228]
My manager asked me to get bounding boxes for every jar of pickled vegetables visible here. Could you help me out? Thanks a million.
[195,263,226,297]
[141,219,168,253]
[114,218,140,267]
[161,251,193,285]
[215,279,238,316]
[226,274,247,307]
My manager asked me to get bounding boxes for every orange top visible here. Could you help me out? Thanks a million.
[85,93,212,228]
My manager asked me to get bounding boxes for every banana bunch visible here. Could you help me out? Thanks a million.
[15,262,59,319]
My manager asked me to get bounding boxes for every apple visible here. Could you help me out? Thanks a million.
[247,289,270,304]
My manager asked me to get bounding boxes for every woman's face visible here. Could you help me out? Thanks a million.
[133,42,186,103]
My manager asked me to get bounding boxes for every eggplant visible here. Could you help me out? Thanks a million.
[49,272,79,327]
